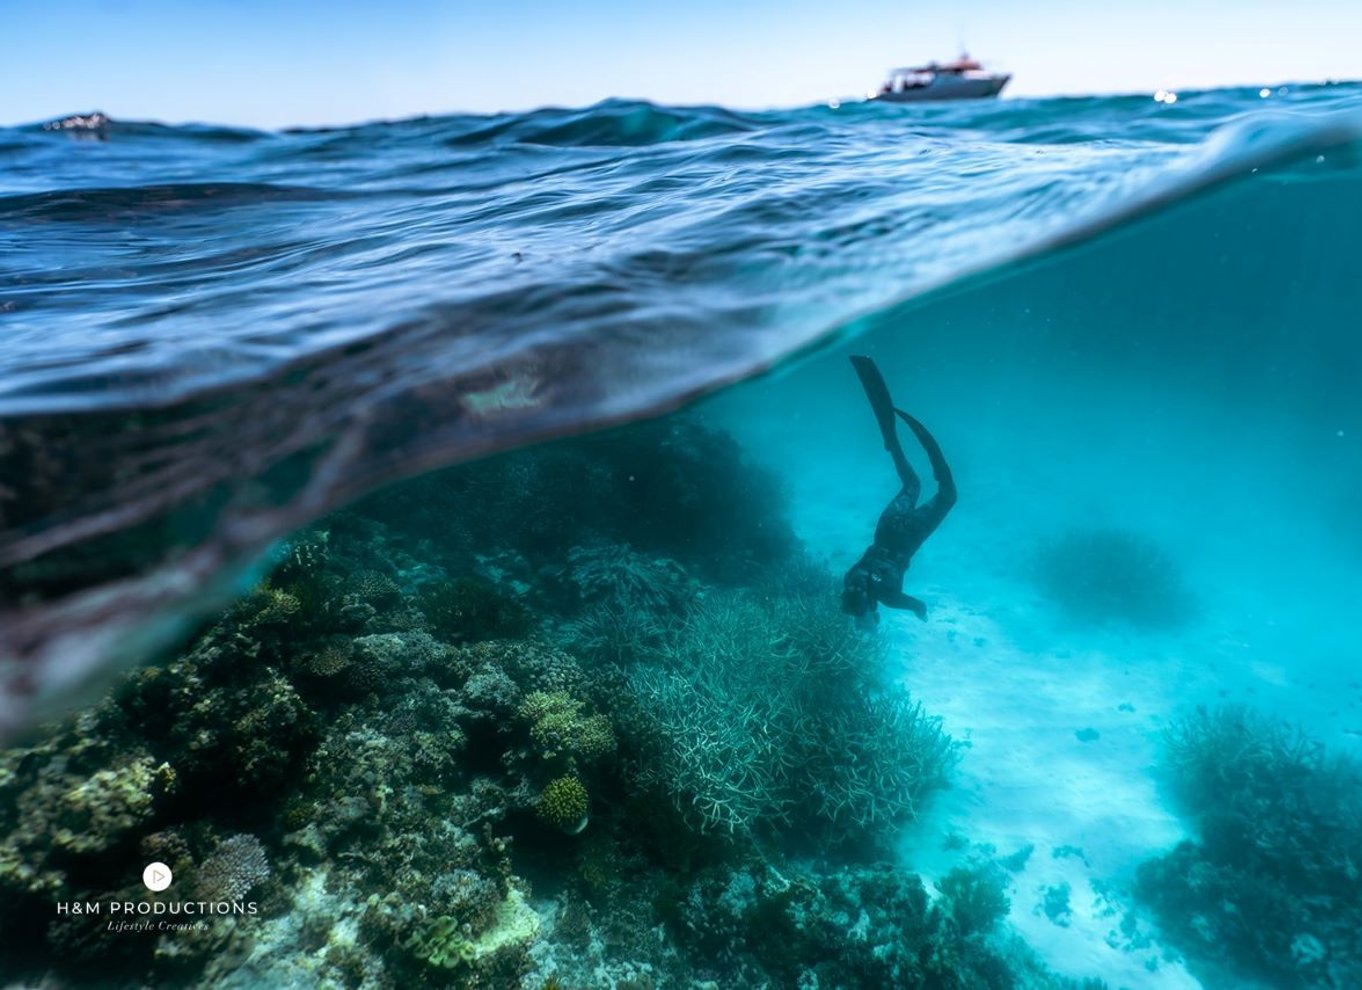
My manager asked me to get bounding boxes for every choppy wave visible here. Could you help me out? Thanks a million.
[1,85,1361,734]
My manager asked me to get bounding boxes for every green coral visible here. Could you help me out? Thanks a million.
[52,756,176,854]
[518,691,616,764]
[253,587,303,627]
[418,578,533,643]
[347,569,402,606]
[536,776,590,833]
[403,887,541,972]
[405,915,478,969]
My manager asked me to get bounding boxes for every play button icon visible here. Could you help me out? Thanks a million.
[143,862,172,892]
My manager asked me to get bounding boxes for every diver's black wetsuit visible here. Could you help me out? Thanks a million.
[842,356,956,625]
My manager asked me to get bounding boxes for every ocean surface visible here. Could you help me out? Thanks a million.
[2,85,1362,989]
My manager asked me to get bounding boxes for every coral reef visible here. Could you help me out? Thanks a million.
[518,691,616,766]
[653,859,1079,989]
[1033,526,1194,628]
[0,411,1092,990]
[52,755,177,855]
[551,541,696,615]
[418,578,534,643]
[194,833,271,902]
[535,777,590,833]
[349,415,798,585]
[1136,705,1362,988]
[939,863,1012,936]
[618,586,957,849]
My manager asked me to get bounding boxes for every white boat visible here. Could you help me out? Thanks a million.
[873,54,1010,102]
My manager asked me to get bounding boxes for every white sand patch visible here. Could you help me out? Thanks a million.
[887,593,1201,988]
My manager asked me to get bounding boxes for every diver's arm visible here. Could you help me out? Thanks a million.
[881,589,929,620]
[894,409,956,526]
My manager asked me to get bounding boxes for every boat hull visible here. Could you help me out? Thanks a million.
[874,74,1010,102]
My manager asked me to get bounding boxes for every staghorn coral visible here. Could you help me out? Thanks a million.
[622,585,957,847]
[560,601,672,667]
[1136,704,1362,988]
[794,690,956,837]
[1033,526,1193,628]
[624,664,774,836]
[558,541,695,614]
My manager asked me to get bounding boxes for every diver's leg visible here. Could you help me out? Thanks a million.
[851,356,920,499]
[894,408,957,533]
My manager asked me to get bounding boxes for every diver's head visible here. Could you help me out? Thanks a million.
[841,583,868,616]
[841,571,878,627]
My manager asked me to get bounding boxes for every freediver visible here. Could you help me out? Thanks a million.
[841,355,956,628]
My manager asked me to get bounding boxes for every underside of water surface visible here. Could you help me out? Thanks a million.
[1,88,1361,989]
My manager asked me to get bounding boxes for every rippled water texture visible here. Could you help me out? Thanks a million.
[2,86,1361,734]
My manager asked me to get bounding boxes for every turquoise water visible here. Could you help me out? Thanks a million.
[1,87,1361,988]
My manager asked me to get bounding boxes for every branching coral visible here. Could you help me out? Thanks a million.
[794,692,955,836]
[1137,704,1362,987]
[938,864,1011,936]
[560,541,695,614]
[622,586,957,847]
[418,578,533,643]
[561,603,672,667]
[1033,526,1193,628]
[624,666,777,836]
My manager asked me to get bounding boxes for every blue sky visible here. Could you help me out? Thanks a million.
[2,0,1358,127]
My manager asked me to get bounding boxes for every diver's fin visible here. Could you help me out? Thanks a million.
[895,407,957,512]
[895,408,950,479]
[849,355,899,453]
